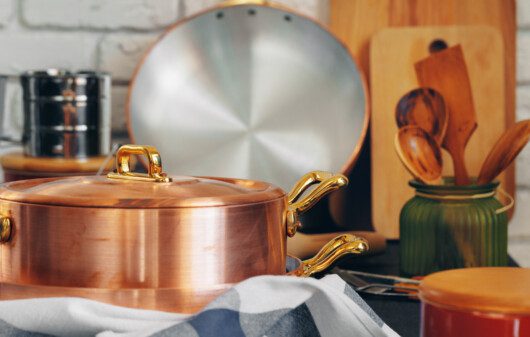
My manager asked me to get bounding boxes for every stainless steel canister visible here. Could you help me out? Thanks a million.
[0,69,111,158]
[21,70,111,157]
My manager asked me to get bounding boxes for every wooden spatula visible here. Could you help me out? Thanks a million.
[477,120,530,184]
[415,44,477,185]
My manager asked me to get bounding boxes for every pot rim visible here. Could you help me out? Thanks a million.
[0,175,286,209]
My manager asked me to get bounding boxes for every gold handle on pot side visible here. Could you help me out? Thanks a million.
[107,145,172,183]
[293,234,369,277]
[286,171,348,237]
[0,216,12,243]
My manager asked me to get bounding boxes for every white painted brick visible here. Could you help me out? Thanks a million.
[518,0,530,29]
[517,147,530,188]
[0,0,13,27]
[508,239,530,266]
[183,0,328,22]
[517,85,530,120]
[0,33,98,74]
[509,189,530,237]
[21,0,180,30]
[98,33,158,81]
[111,85,128,132]
[517,31,530,83]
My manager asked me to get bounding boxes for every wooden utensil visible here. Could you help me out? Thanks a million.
[288,231,386,259]
[415,45,476,186]
[395,126,443,185]
[370,26,505,238]
[477,120,530,184]
[395,87,448,144]
[329,0,515,236]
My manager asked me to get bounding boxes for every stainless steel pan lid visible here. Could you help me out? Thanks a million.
[127,1,368,191]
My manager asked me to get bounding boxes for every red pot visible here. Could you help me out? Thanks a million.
[419,267,530,337]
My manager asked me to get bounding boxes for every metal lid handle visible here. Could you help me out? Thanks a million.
[107,144,172,183]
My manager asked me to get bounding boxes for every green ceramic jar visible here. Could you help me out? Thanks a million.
[400,178,511,277]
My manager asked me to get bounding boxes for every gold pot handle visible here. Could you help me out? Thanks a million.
[0,216,12,243]
[107,145,172,183]
[286,171,348,236]
[293,234,368,277]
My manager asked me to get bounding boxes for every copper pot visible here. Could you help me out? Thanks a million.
[0,145,367,313]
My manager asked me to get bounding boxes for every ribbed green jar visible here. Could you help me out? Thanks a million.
[400,178,509,277]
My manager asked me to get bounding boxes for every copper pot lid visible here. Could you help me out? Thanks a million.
[419,267,530,315]
[0,145,284,208]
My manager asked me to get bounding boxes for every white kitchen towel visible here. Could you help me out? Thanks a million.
[0,275,399,337]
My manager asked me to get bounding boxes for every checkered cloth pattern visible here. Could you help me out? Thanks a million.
[0,275,399,337]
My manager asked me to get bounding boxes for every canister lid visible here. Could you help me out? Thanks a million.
[0,145,285,208]
[0,152,112,173]
[419,267,530,315]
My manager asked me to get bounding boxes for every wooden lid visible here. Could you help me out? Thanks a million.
[420,267,530,315]
[0,175,285,208]
[0,152,112,173]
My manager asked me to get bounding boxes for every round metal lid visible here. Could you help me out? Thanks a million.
[0,145,284,208]
[127,1,368,192]
[0,175,284,208]
[419,267,530,315]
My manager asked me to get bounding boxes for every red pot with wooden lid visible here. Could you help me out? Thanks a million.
[0,144,368,313]
[419,267,530,337]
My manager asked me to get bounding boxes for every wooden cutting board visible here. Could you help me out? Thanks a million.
[327,0,515,237]
[370,26,505,238]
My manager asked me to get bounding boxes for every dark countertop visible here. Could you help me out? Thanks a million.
[335,240,518,337]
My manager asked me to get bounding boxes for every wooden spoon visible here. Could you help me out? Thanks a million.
[415,45,477,185]
[477,120,530,184]
[395,125,443,185]
[395,87,448,144]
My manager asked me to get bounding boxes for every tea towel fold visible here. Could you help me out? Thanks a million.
[0,275,399,337]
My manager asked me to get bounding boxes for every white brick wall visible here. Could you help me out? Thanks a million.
[0,0,529,260]
[0,33,98,73]
[22,0,182,30]
[0,0,13,27]
[98,33,158,81]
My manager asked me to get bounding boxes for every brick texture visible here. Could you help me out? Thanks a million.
[22,0,181,30]
[508,239,530,267]
[517,31,530,83]
[0,0,13,27]
[98,33,158,81]
[509,189,530,237]
[0,33,98,74]
[518,0,530,29]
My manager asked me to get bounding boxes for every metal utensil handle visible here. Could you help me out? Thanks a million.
[286,171,348,236]
[339,269,421,285]
[107,144,172,183]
